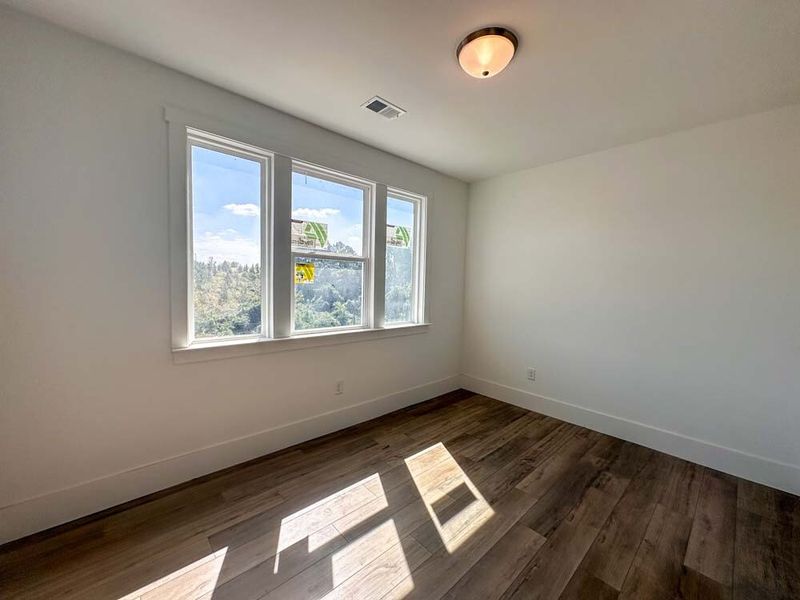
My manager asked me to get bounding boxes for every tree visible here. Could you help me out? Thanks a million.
[193,259,261,337]
[193,238,413,336]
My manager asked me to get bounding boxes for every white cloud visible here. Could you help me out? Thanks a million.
[194,230,259,265]
[343,223,363,252]
[224,203,259,217]
[292,207,340,220]
[346,236,362,251]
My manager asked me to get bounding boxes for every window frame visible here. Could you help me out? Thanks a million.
[290,161,374,334]
[186,129,272,345]
[166,106,430,362]
[385,188,426,327]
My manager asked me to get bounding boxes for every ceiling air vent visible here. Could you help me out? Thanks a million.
[362,96,406,120]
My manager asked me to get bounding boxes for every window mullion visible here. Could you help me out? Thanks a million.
[373,183,387,328]
[260,157,269,338]
[272,154,293,338]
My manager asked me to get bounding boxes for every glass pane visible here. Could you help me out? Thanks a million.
[294,257,363,331]
[291,171,364,256]
[385,196,416,324]
[191,144,262,339]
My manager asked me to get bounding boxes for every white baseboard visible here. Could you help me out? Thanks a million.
[461,374,800,496]
[0,375,460,544]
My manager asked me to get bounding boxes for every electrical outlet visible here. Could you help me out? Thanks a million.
[526,367,536,381]
[335,380,345,395]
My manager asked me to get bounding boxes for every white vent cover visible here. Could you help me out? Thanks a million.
[362,96,406,120]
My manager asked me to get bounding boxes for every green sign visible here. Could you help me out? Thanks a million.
[292,220,329,249]
[387,224,411,248]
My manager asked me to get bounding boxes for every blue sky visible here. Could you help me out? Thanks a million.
[387,196,415,231]
[192,145,414,265]
[192,146,261,265]
[292,172,363,254]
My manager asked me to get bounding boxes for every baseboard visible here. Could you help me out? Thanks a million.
[461,374,800,496]
[0,375,460,544]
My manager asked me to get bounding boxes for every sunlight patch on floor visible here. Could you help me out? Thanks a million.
[274,473,387,573]
[385,574,416,600]
[116,547,227,600]
[405,442,494,553]
[329,518,410,589]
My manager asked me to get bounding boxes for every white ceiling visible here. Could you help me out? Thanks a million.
[6,0,800,181]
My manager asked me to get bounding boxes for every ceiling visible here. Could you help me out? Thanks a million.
[6,0,800,182]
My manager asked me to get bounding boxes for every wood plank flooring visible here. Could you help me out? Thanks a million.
[1,390,798,599]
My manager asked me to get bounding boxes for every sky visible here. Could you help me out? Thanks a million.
[292,171,364,255]
[191,146,262,265]
[191,145,415,265]
[387,196,415,234]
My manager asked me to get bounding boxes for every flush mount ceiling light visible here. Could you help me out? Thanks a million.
[457,26,518,79]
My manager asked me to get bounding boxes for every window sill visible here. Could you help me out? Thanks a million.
[172,323,431,364]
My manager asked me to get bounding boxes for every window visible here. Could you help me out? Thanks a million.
[167,109,427,356]
[385,192,422,324]
[291,166,370,331]
[188,133,269,342]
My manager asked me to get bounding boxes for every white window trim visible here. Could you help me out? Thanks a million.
[173,323,431,364]
[165,106,430,363]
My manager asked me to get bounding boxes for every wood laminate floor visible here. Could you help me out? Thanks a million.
[1,391,798,599]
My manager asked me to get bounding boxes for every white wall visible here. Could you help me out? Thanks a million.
[463,105,800,494]
[0,8,467,542]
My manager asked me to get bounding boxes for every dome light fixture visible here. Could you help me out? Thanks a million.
[457,26,518,79]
